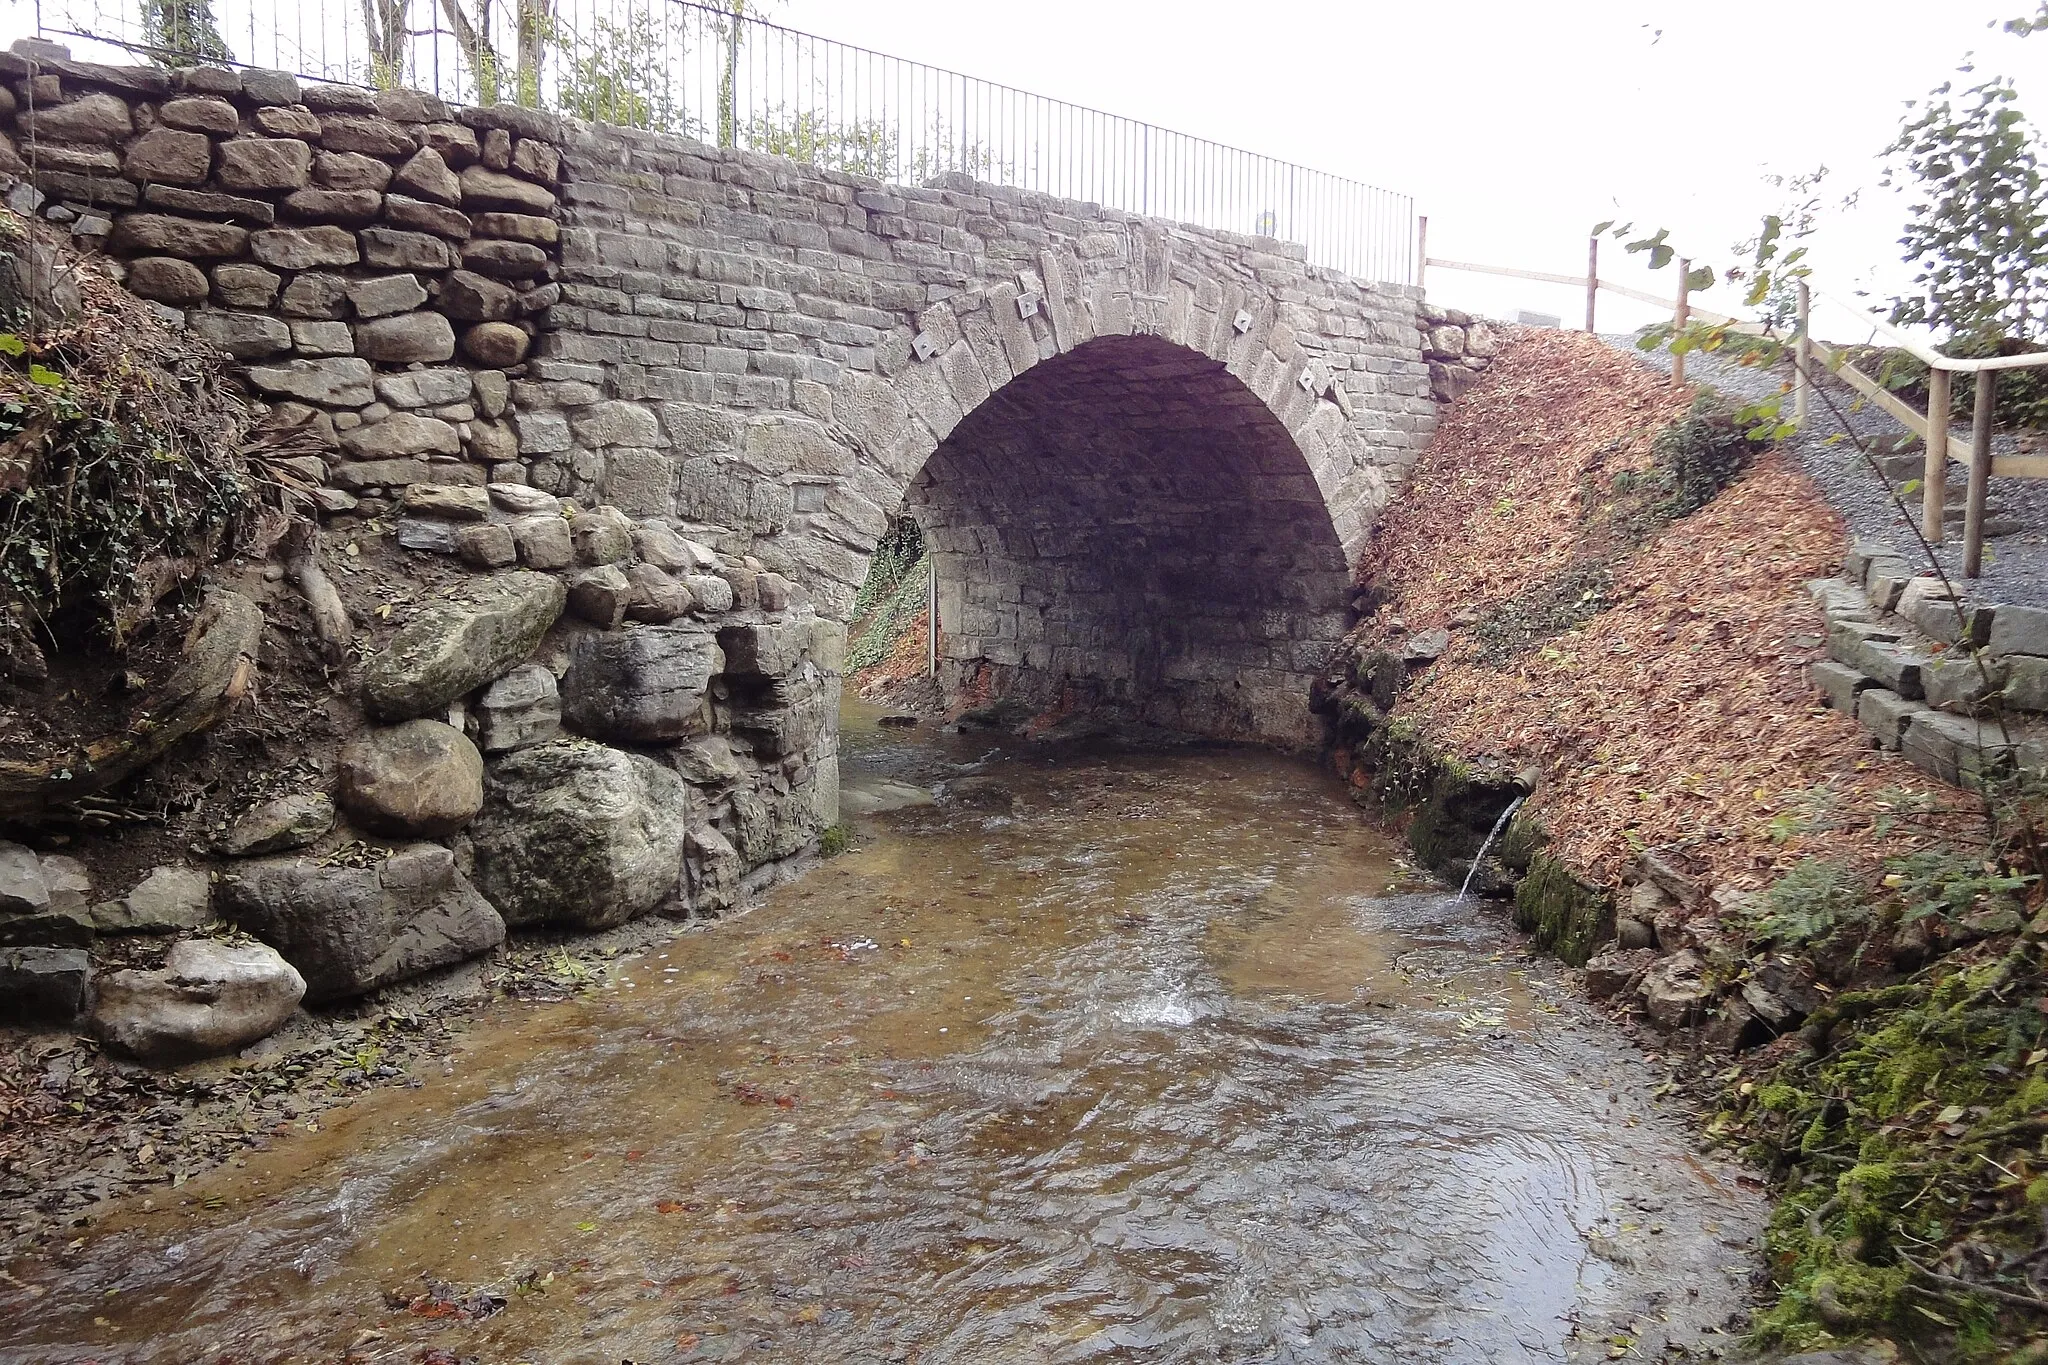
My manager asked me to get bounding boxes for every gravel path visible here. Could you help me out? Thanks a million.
[1601,335,2048,608]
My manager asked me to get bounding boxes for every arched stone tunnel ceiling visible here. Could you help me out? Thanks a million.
[905,333,1352,748]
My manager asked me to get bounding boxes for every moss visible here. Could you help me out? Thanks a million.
[1511,853,1614,967]
[818,824,849,857]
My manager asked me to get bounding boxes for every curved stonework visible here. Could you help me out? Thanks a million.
[550,129,1435,745]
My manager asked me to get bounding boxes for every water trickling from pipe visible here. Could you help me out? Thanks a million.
[1457,794,1526,902]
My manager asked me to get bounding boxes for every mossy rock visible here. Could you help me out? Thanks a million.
[1513,853,1613,967]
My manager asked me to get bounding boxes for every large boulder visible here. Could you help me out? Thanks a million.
[469,740,689,929]
[219,843,505,1002]
[560,626,722,743]
[90,939,305,1064]
[360,571,565,720]
[337,720,485,836]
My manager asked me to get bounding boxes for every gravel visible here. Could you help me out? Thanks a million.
[1601,334,2048,608]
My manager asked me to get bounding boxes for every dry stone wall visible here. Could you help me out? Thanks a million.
[1,41,1437,756]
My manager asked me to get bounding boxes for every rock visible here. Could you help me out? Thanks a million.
[157,95,239,133]
[510,137,559,182]
[382,193,472,238]
[461,238,548,278]
[1584,947,1653,999]
[391,146,461,205]
[397,519,459,554]
[280,271,349,318]
[461,321,529,365]
[253,104,321,137]
[731,785,817,863]
[338,720,485,836]
[718,621,806,678]
[1638,949,1713,1028]
[249,224,361,269]
[1990,604,2048,659]
[319,114,416,157]
[632,521,717,570]
[375,367,473,407]
[1741,955,1823,1031]
[315,149,392,190]
[560,626,720,742]
[280,187,383,225]
[459,165,557,214]
[477,663,561,753]
[436,268,516,321]
[568,564,633,629]
[328,458,438,491]
[361,570,567,720]
[187,309,292,359]
[686,824,741,915]
[40,856,90,914]
[360,226,457,270]
[512,514,574,569]
[91,939,305,1064]
[491,482,560,515]
[125,255,209,304]
[0,589,262,819]
[94,865,212,933]
[473,211,558,244]
[1402,628,1450,663]
[354,311,456,363]
[338,411,460,459]
[111,212,247,258]
[122,126,212,185]
[301,84,380,114]
[217,138,315,192]
[570,506,634,565]
[217,791,335,856]
[625,563,693,622]
[18,92,132,143]
[291,320,354,356]
[400,483,490,521]
[421,121,480,165]
[0,946,92,1022]
[213,262,282,307]
[452,522,516,571]
[684,574,734,614]
[0,841,49,914]
[469,740,689,928]
[346,272,428,318]
[220,845,503,1002]
[573,401,660,448]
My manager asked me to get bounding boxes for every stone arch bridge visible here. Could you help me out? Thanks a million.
[547,121,1438,747]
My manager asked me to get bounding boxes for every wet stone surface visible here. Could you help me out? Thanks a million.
[0,707,1764,1362]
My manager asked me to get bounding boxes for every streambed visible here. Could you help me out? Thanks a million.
[1,706,1765,1362]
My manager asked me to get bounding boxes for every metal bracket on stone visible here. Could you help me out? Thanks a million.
[910,330,940,361]
[1232,308,1254,334]
[1015,293,1041,319]
[1296,367,1321,396]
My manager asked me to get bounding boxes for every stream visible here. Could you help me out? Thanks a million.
[1,704,1765,1363]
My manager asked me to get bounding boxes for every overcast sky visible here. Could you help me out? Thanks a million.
[773,0,2048,336]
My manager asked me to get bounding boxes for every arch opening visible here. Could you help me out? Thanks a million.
[901,334,1352,748]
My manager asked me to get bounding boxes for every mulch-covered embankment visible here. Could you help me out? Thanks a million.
[1354,328,1950,896]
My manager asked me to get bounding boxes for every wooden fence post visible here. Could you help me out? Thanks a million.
[1923,366,1951,545]
[1672,257,1690,388]
[1585,236,1598,333]
[1416,215,1428,290]
[1794,280,1811,427]
[1964,370,1997,578]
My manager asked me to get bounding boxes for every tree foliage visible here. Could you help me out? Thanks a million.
[141,0,231,65]
[1883,71,2048,345]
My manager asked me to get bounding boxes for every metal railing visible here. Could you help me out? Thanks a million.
[26,0,1415,283]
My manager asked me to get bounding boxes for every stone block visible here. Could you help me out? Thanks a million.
[123,126,211,185]
[2007,655,2048,714]
[491,483,560,515]
[126,256,208,304]
[561,626,722,742]
[111,212,247,258]
[250,224,359,269]
[391,147,461,205]
[476,663,560,753]
[241,69,302,105]
[718,621,807,678]
[329,458,436,491]
[246,356,375,406]
[462,238,548,277]
[217,137,315,192]
[360,570,566,720]
[401,483,490,520]
[1908,593,1991,647]
[281,271,348,318]
[319,115,416,157]
[472,211,557,244]
[90,939,305,1061]
[375,367,472,407]
[1989,604,2048,659]
[187,308,292,359]
[1857,687,1925,750]
[438,268,516,321]
[253,105,320,138]
[570,506,634,565]
[512,515,574,569]
[93,865,211,933]
[18,92,132,143]
[456,521,517,569]
[338,719,485,837]
[1863,559,1918,612]
[624,563,692,622]
[383,194,471,237]
[280,187,382,225]
[315,150,392,191]
[461,321,529,366]
[340,412,461,459]
[360,226,456,270]
[0,947,91,1022]
[568,564,633,628]
[1855,639,1929,699]
[354,311,456,363]
[213,262,281,307]
[1923,655,2006,716]
[396,519,459,553]
[510,137,559,182]
[459,164,556,214]
[289,320,354,355]
[158,95,239,134]
[1809,659,1870,713]
[1826,619,1899,668]
[1902,710,2014,789]
[632,520,717,571]
[422,122,480,166]
[574,401,659,448]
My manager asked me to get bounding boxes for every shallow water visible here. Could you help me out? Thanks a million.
[2,706,1763,1363]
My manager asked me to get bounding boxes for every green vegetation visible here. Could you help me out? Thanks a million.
[846,517,928,674]
[1511,852,1614,968]
[818,824,850,857]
